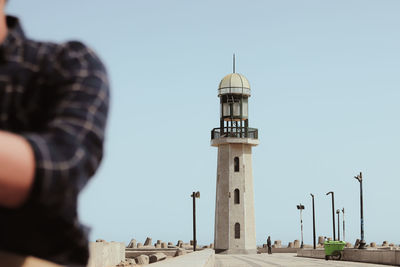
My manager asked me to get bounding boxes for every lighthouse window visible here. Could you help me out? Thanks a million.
[223,103,230,116]
[234,157,240,172]
[235,223,240,239]
[242,100,248,117]
[233,102,240,116]
[234,189,240,204]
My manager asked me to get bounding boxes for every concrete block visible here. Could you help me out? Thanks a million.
[87,241,125,267]
[135,255,149,265]
[144,237,152,246]
[149,253,167,263]
[161,242,168,248]
[127,239,137,248]
[175,249,186,257]
[137,243,143,248]
[293,240,300,248]
[274,240,282,248]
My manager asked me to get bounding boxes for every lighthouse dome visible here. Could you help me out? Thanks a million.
[218,73,251,96]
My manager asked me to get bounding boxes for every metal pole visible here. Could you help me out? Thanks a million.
[192,192,197,251]
[310,194,316,249]
[342,208,345,242]
[359,173,365,249]
[336,209,340,241]
[326,192,336,241]
[300,208,304,249]
[355,172,366,249]
[297,204,305,249]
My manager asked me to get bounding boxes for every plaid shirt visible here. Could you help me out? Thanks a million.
[0,16,109,265]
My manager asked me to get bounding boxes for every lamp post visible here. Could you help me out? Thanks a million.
[326,191,336,241]
[296,204,305,249]
[342,207,345,242]
[336,209,340,241]
[310,194,316,249]
[354,172,366,249]
[191,191,200,251]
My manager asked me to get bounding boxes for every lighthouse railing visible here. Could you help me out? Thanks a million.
[211,127,258,140]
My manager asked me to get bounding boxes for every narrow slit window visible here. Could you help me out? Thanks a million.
[235,223,240,239]
[234,189,240,204]
[234,157,239,172]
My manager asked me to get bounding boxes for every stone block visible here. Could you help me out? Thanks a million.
[135,255,149,265]
[117,258,136,266]
[318,236,325,245]
[161,242,167,248]
[137,243,143,248]
[354,239,360,248]
[370,242,376,248]
[175,248,186,257]
[155,243,161,248]
[127,239,136,248]
[144,237,152,246]
[176,240,183,246]
[274,240,282,248]
[157,240,162,245]
[288,242,293,248]
[168,242,173,246]
[346,242,353,248]
[382,241,389,246]
[149,253,167,263]
[294,240,300,248]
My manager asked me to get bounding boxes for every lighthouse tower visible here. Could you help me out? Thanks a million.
[211,66,259,254]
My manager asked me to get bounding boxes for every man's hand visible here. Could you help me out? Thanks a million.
[0,130,35,208]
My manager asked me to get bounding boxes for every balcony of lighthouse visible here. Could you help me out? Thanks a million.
[210,127,259,147]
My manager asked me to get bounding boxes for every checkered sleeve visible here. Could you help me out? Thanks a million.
[22,41,109,210]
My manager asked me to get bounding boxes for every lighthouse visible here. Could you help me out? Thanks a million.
[211,64,259,254]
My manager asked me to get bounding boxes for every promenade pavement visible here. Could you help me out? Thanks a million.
[215,253,396,267]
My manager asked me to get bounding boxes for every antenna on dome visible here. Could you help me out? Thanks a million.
[233,53,236,73]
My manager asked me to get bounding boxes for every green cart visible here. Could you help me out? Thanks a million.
[324,241,346,260]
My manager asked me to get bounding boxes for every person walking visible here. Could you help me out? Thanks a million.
[267,236,272,254]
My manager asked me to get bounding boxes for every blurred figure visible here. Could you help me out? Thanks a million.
[267,236,272,254]
[0,1,109,266]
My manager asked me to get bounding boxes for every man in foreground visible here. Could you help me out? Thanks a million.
[0,1,109,266]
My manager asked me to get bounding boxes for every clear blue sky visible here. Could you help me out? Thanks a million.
[8,0,400,246]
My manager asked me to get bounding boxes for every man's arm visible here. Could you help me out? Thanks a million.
[1,41,109,211]
[0,131,35,208]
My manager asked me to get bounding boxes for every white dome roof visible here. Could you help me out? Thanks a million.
[218,73,251,96]
[218,73,250,89]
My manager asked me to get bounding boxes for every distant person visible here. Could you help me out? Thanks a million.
[267,236,272,254]
[0,1,109,266]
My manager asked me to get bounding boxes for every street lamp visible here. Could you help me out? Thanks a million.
[342,207,345,242]
[296,203,305,249]
[354,172,366,249]
[310,194,316,249]
[191,191,200,251]
[336,209,340,241]
[326,191,336,241]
